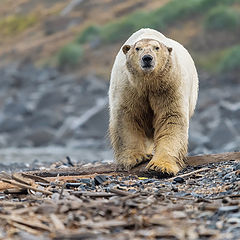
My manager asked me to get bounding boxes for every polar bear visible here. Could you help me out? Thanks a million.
[109,28,198,175]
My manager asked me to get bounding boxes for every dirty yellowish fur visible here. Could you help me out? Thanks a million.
[109,28,198,175]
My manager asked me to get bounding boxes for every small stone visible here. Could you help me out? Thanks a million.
[199,211,213,218]
[229,212,240,218]
[80,178,91,185]
[171,186,178,192]
[216,221,223,229]
[143,179,155,184]
[128,189,137,193]
[173,177,185,183]
[78,185,86,191]
[222,197,231,204]
[234,163,240,171]
[94,175,108,185]
[51,193,60,201]
[218,206,239,213]
[223,172,233,180]
[227,218,240,224]
[235,170,240,177]
[172,211,187,219]
[187,180,196,185]
[191,192,204,198]
[65,183,81,189]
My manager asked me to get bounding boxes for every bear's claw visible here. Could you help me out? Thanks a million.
[146,154,180,175]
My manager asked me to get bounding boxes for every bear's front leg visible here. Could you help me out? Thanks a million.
[146,103,188,175]
[109,113,152,170]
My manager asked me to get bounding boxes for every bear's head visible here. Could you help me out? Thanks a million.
[122,39,172,76]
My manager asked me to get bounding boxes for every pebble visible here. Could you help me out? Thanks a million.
[171,186,178,192]
[227,218,240,224]
[172,211,187,219]
[229,212,240,218]
[173,177,185,183]
[65,183,81,189]
[2,158,240,240]
[234,163,240,171]
[235,170,240,177]
[94,175,108,185]
[80,178,91,184]
[199,211,214,218]
[216,221,224,229]
[142,179,155,184]
[223,173,233,180]
[218,206,239,213]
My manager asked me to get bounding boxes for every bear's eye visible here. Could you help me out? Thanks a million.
[135,47,140,51]
[155,47,159,50]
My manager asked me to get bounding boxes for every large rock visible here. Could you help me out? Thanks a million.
[78,106,109,139]
[207,121,237,150]
[0,115,25,133]
[81,75,108,95]
[24,127,56,147]
[0,63,238,158]
[220,101,240,120]
[3,98,30,116]
[25,110,63,129]
[36,90,68,110]
[189,131,209,154]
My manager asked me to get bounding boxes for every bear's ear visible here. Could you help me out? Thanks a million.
[122,45,131,55]
[168,47,173,53]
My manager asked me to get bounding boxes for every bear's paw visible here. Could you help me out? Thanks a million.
[146,153,180,175]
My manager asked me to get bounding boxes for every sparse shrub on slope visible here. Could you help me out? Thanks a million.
[99,11,149,43]
[218,45,240,72]
[57,0,240,71]
[197,45,240,73]
[76,0,240,45]
[57,43,84,70]
[76,25,101,44]
[100,20,136,44]
[204,6,240,31]
[150,0,200,29]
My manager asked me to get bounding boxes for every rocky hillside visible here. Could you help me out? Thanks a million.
[1,0,239,78]
[0,0,239,164]
[0,0,168,72]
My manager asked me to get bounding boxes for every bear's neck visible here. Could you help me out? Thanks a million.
[142,55,178,93]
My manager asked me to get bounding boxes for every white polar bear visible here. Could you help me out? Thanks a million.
[109,28,199,175]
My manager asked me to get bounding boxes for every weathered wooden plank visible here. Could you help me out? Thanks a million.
[26,152,240,178]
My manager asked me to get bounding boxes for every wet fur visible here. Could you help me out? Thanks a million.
[109,29,198,175]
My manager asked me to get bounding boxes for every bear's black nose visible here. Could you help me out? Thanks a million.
[142,55,153,64]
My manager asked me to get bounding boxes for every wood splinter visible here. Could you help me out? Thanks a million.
[1,178,52,195]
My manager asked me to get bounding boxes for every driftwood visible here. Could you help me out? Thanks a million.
[28,152,240,179]
[1,178,53,195]
[0,152,239,239]
[167,167,210,181]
